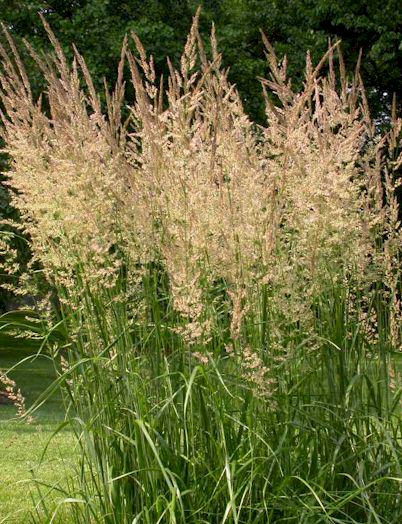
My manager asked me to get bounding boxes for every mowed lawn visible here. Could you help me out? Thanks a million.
[0,348,75,523]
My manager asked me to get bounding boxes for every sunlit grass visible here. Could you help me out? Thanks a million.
[0,349,75,523]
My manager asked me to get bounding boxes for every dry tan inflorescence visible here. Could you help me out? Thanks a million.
[0,370,33,422]
[0,11,401,389]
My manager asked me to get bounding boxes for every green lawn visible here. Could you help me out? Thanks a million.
[0,349,75,523]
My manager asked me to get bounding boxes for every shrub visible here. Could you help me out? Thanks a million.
[1,10,401,523]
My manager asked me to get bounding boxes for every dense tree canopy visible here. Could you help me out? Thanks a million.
[0,0,401,122]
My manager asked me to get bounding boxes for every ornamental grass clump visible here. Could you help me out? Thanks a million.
[0,10,401,523]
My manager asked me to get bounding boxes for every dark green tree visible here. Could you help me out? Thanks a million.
[1,0,401,121]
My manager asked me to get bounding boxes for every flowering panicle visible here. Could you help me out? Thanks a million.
[0,15,401,399]
[0,370,33,423]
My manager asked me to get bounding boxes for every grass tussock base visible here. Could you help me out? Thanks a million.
[0,10,401,523]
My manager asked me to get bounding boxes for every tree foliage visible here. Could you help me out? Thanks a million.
[0,0,400,122]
